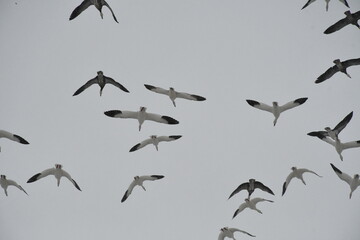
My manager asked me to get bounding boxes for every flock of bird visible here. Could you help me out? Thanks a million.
[1,1,360,239]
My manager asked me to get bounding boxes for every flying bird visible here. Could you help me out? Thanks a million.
[218,227,255,240]
[0,130,29,152]
[330,163,360,199]
[324,10,360,34]
[246,98,308,126]
[0,175,28,196]
[104,107,179,131]
[232,197,273,218]
[228,179,274,199]
[27,164,81,191]
[301,0,349,11]
[144,84,206,107]
[129,135,182,152]
[121,175,164,202]
[307,132,360,161]
[308,111,353,140]
[315,58,360,84]
[282,167,322,196]
[73,71,129,96]
[69,0,119,23]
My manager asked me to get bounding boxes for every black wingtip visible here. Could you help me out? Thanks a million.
[121,190,128,202]
[191,95,206,101]
[73,179,82,191]
[162,116,179,125]
[330,163,342,175]
[246,99,259,107]
[129,143,141,152]
[27,173,41,183]
[307,131,326,139]
[104,110,122,117]
[151,175,164,179]
[232,210,239,219]
[294,97,308,105]
[144,84,156,90]
[282,182,286,196]
[14,135,29,144]
[169,135,182,140]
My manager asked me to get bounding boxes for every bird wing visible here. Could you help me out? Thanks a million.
[157,135,182,142]
[246,100,273,113]
[104,76,129,93]
[73,77,98,96]
[282,172,295,196]
[228,182,249,199]
[228,228,255,237]
[254,181,274,195]
[145,113,179,125]
[144,84,170,96]
[339,0,350,8]
[353,10,360,20]
[330,163,352,185]
[298,168,322,178]
[324,17,351,34]
[307,132,336,147]
[103,1,119,23]
[301,0,316,10]
[315,65,339,84]
[342,140,360,150]
[251,197,274,204]
[278,98,308,113]
[27,168,55,183]
[342,58,360,68]
[232,203,248,218]
[121,180,137,202]
[217,231,226,240]
[176,92,206,101]
[104,110,138,119]
[129,138,153,152]
[0,130,29,144]
[69,0,92,20]
[7,180,28,195]
[61,170,81,191]
[140,175,164,182]
[333,111,353,135]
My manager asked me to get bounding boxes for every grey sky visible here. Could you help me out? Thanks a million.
[1,1,360,240]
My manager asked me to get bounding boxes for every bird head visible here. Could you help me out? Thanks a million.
[0,175,6,179]
[272,102,278,107]
[150,135,157,139]
[291,166,297,171]
[333,59,341,64]
[354,174,359,179]
[97,71,103,75]
[55,164,62,169]
[134,176,140,180]
[140,106,147,112]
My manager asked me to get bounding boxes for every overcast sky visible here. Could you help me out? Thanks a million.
[1,1,360,240]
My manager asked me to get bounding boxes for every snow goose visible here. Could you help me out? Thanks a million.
[308,111,353,140]
[330,163,360,198]
[307,132,360,161]
[246,98,308,126]
[0,175,28,196]
[301,0,349,11]
[69,0,118,23]
[232,197,273,218]
[218,227,255,240]
[121,175,164,202]
[73,71,129,96]
[315,58,360,84]
[144,84,206,107]
[324,10,360,34]
[282,167,322,196]
[0,130,29,152]
[129,135,182,152]
[104,107,179,131]
[228,179,274,199]
[27,164,81,191]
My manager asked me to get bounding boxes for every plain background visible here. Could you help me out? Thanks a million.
[1,1,360,239]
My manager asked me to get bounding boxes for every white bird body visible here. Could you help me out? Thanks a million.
[104,107,179,131]
[233,197,273,218]
[0,130,29,152]
[0,175,28,196]
[144,84,206,107]
[121,175,164,202]
[218,227,255,240]
[27,164,81,191]
[308,132,360,161]
[246,98,308,126]
[282,167,322,195]
[129,135,182,152]
[331,163,360,198]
